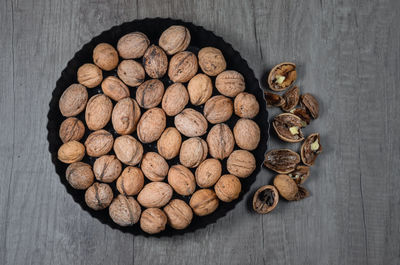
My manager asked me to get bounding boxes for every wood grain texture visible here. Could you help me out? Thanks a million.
[0,0,399,264]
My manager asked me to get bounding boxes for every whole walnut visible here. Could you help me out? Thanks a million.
[159,25,191,55]
[189,189,219,216]
[141,152,169,182]
[135,79,165,109]
[163,199,193,230]
[113,135,143,166]
[167,165,196,196]
[112,97,141,135]
[233,118,260,151]
[59,117,85,143]
[234,92,259,118]
[143,45,168,79]
[93,155,122,183]
[59,84,88,117]
[161,83,189,116]
[58,141,85,164]
[117,60,145,87]
[65,162,94,190]
[101,76,130,101]
[117,32,150,59]
[198,47,226,76]
[137,108,166,143]
[273,174,309,201]
[187,73,213,105]
[116,167,144,196]
[226,150,256,178]
[93,43,119,71]
[179,137,208,168]
[214,174,241,202]
[207,123,235,160]
[140,208,167,234]
[215,70,245,97]
[137,182,173,208]
[168,51,198,83]
[203,95,233,124]
[109,194,141,226]
[84,129,114,157]
[195,158,222,188]
[85,182,113,210]
[77,63,103,88]
[157,127,182,160]
[85,94,113,131]
[174,108,208,137]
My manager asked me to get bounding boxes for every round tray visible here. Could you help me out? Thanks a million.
[47,18,269,236]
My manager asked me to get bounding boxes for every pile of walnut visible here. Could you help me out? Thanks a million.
[252,62,322,214]
[57,25,261,234]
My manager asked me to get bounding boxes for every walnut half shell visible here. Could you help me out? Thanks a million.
[264,149,300,174]
[301,133,322,166]
[267,62,297,91]
[272,113,305,143]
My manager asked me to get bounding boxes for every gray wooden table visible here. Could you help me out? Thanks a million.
[1,0,399,264]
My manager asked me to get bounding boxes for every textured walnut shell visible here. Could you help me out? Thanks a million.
[268,62,297,91]
[252,185,279,214]
[59,117,85,143]
[189,189,219,216]
[264,149,300,174]
[117,32,150,59]
[65,162,94,190]
[273,174,309,201]
[101,76,130,101]
[162,83,189,116]
[136,79,165,109]
[58,141,85,164]
[288,165,310,185]
[265,92,285,107]
[137,182,173,208]
[85,94,113,131]
[85,182,113,210]
[300,93,319,119]
[143,45,168,79]
[187,73,213,106]
[137,107,166,143]
[84,129,114,157]
[164,199,193,230]
[226,150,256,178]
[215,70,245,97]
[117,60,145,87]
[214,174,241,202]
[195,158,222,188]
[290,108,311,125]
[109,195,141,226]
[59,84,88,117]
[179,137,208,168]
[233,118,260,151]
[174,108,207,137]
[281,86,300,112]
[198,47,226,76]
[157,127,182,160]
[116,167,144,196]
[93,43,119,71]
[113,135,143,166]
[140,208,167,234]
[207,123,235,159]
[159,25,191,55]
[141,152,169,182]
[167,165,196,196]
[112,97,141,135]
[301,133,322,166]
[168,51,198,83]
[203,95,233,124]
[93,155,122,183]
[234,92,259,119]
[77,63,103,88]
[272,113,304,143]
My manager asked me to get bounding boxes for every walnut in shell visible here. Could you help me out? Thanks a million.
[65,162,94,190]
[137,182,173,208]
[109,194,141,226]
[116,167,144,196]
[195,158,222,188]
[234,92,259,119]
[214,174,241,202]
[187,73,213,106]
[101,76,130,101]
[117,60,145,87]
[207,123,235,160]
[174,108,208,137]
[179,137,208,168]
[59,117,85,143]
[159,25,191,55]
[167,165,196,196]
[203,95,233,124]
[117,32,150,59]
[198,47,226,76]
[140,208,167,234]
[226,150,256,178]
[113,135,143,166]
[189,189,219,216]
[93,155,122,183]
[59,84,88,117]
[93,43,119,71]
[112,97,141,135]
[141,152,169,182]
[135,79,165,109]
[85,182,113,210]
[215,70,245,97]
[84,129,114,157]
[58,141,85,164]
[161,83,189,116]
[85,94,113,131]
[163,199,193,230]
[137,107,166,143]
[168,51,198,83]
[143,45,168,79]
[157,127,182,160]
[77,63,103,88]
[233,118,260,151]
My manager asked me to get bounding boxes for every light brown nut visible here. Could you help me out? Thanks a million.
[207,123,235,160]
[300,93,319,119]
[214,174,241,202]
[93,43,119,71]
[174,108,208,137]
[93,155,122,183]
[215,70,245,97]
[268,62,297,91]
[59,84,88,117]
[233,118,260,151]
[59,117,85,143]
[137,182,173,208]
[281,86,300,112]
[234,92,259,119]
[265,91,285,107]
[112,97,141,135]
[301,133,322,166]
[77,63,103,88]
[203,95,233,124]
[162,83,189,116]
[157,127,182,160]
[58,141,85,164]
[109,195,141,226]
[140,208,167,234]
[264,149,300,174]
[198,47,226,76]
[117,59,145,87]
[85,94,113,131]
[163,199,193,230]
[168,51,198,83]
[116,167,144,196]
[101,76,130,101]
[141,152,169,182]
[167,165,196,196]
[113,135,143,166]
[137,107,166,143]
[226,150,256,178]
[195,158,222,188]
[252,185,279,214]
[85,182,113,210]
[143,45,168,79]
[273,174,309,201]
[84,129,114,157]
[65,162,94,190]
[135,79,165,109]
[272,113,304,143]
[187,73,213,105]
[189,189,219,216]
[159,25,191,55]
[179,137,208,168]
[117,32,150,59]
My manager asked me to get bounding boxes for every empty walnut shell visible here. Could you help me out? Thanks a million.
[117,32,150,59]
[162,83,189,116]
[59,117,85,143]
[273,174,309,201]
[116,166,144,196]
[85,182,113,210]
[272,113,305,143]
[226,150,256,178]
[143,45,168,79]
[93,155,122,183]
[179,137,208,168]
[281,86,300,112]
[203,95,233,124]
[233,118,260,151]
[137,107,166,143]
[187,73,213,106]
[268,62,297,91]
[77,63,103,88]
[168,51,198,83]
[109,194,141,226]
[207,123,235,160]
[198,47,226,76]
[137,182,173,208]
[195,158,222,188]
[288,165,310,184]
[93,43,119,71]
[84,129,114,157]
[85,94,113,131]
[167,165,196,196]
[117,60,145,87]
[252,185,279,214]
[65,162,94,190]
[59,84,88,117]
[290,108,311,126]
[58,141,85,164]
[189,189,219,216]
[159,25,191,55]
[264,149,300,174]
[174,108,208,137]
[265,91,285,107]
[157,127,182,160]
[101,76,130,101]
[163,199,193,230]
[140,208,167,234]
[234,92,259,119]
[112,97,141,135]
[215,70,245,97]
[300,93,319,119]
[113,135,143,166]
[141,152,169,182]
[136,79,165,109]
[301,133,322,166]
[214,174,241,202]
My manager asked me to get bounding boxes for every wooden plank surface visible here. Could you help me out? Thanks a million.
[0,0,399,264]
